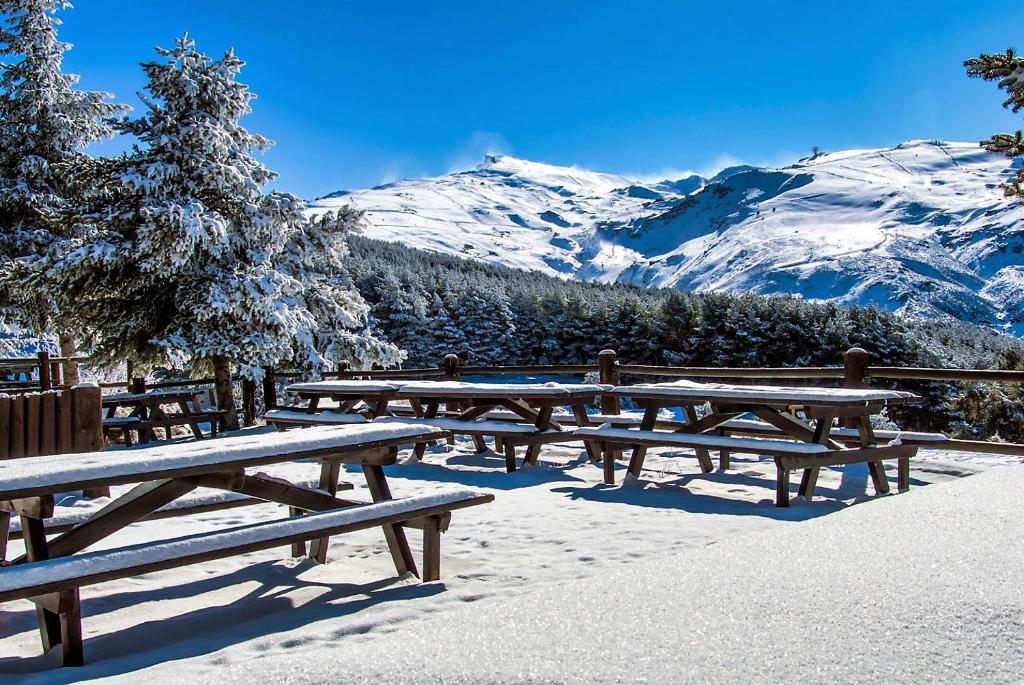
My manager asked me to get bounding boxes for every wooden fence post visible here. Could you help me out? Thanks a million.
[338,360,351,380]
[38,351,51,391]
[843,347,869,389]
[842,347,869,429]
[241,378,256,427]
[131,377,147,394]
[597,349,619,415]
[442,354,461,382]
[261,366,277,410]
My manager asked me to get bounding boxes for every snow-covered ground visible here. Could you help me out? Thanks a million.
[0,431,1020,683]
[310,141,1024,331]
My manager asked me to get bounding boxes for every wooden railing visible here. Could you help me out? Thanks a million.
[6,347,1024,439]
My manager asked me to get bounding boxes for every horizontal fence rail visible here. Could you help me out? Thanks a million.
[617,365,846,379]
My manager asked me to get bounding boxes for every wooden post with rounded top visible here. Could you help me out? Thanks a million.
[597,349,619,415]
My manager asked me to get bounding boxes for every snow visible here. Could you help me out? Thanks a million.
[394,381,608,397]
[619,379,918,404]
[0,424,444,497]
[262,409,368,424]
[376,415,554,435]
[284,380,404,393]
[0,429,1018,680]
[309,141,1024,331]
[0,490,485,599]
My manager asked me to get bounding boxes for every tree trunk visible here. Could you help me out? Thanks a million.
[59,334,81,386]
[211,355,240,431]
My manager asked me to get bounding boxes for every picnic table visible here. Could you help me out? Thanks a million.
[0,423,493,666]
[283,379,404,419]
[102,388,223,443]
[576,380,921,506]
[391,381,609,471]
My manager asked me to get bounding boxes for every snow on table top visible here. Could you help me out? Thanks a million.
[395,381,609,398]
[263,409,368,424]
[0,489,487,599]
[0,423,445,499]
[286,380,404,394]
[614,379,918,405]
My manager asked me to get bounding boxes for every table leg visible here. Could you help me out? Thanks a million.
[362,465,419,577]
[309,461,342,563]
[177,399,206,440]
[626,406,659,479]
[570,403,602,463]
[21,516,63,653]
[774,458,791,508]
[799,410,836,501]
[524,407,553,466]
[683,406,714,473]
[413,402,439,460]
[0,511,9,562]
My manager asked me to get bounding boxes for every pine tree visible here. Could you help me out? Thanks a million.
[965,48,1024,199]
[36,36,399,426]
[0,0,124,362]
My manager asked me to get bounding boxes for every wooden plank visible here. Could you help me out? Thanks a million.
[40,391,57,455]
[25,392,41,456]
[309,461,342,563]
[0,431,434,501]
[0,394,10,460]
[57,390,73,455]
[0,494,495,603]
[0,496,55,518]
[59,589,83,667]
[9,394,25,458]
[21,514,63,652]
[70,386,103,454]
[777,444,917,470]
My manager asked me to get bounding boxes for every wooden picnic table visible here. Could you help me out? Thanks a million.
[594,380,920,505]
[102,389,219,442]
[285,380,403,419]
[0,422,481,665]
[391,381,609,471]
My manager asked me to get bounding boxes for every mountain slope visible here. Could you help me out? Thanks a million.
[310,141,1024,332]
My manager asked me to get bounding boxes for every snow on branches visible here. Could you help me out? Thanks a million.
[40,35,401,379]
[965,48,1024,199]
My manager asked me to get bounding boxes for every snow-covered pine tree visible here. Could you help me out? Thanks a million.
[39,36,400,427]
[965,48,1024,199]
[0,0,124,372]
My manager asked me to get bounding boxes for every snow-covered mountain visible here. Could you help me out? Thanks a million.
[310,141,1024,332]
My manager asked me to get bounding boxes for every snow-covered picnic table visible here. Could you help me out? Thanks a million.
[582,380,922,506]
[391,381,610,471]
[284,379,405,419]
[102,388,222,443]
[0,423,500,666]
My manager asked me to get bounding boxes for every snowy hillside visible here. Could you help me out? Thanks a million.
[310,141,1024,332]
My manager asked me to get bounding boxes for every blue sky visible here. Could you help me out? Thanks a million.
[58,0,1024,198]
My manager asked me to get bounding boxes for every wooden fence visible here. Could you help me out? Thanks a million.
[0,385,107,496]
[5,347,1024,451]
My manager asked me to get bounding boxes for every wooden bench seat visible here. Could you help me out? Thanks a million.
[264,409,368,430]
[375,415,557,437]
[0,489,493,666]
[574,425,917,507]
[481,409,644,427]
[719,418,947,444]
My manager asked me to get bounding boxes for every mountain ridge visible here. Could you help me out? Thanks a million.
[309,140,1024,333]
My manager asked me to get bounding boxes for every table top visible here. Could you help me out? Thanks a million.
[102,389,202,405]
[611,380,919,407]
[0,423,446,501]
[395,381,609,399]
[286,379,404,395]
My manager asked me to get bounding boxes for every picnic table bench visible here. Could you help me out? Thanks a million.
[0,423,493,667]
[582,380,921,506]
[102,389,226,444]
